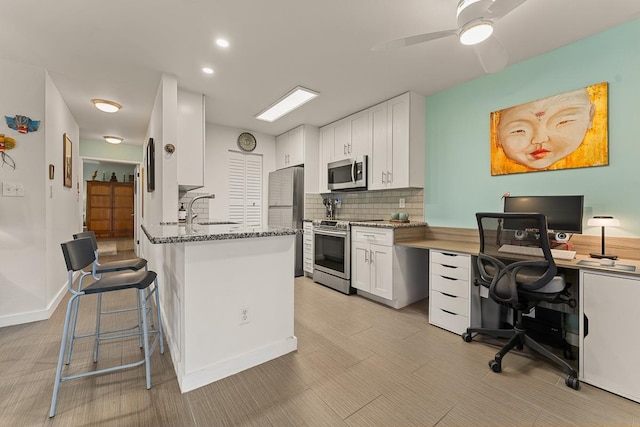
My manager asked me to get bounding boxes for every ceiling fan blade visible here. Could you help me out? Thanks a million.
[473,34,508,73]
[372,29,457,51]
[485,0,527,20]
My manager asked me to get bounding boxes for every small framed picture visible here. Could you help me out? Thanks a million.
[63,133,72,188]
[146,138,155,192]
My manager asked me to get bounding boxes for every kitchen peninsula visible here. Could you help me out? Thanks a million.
[141,222,298,393]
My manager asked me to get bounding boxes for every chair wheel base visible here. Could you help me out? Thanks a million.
[462,332,472,343]
[489,359,502,373]
[565,376,580,390]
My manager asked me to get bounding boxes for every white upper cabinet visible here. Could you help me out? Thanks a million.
[177,89,205,191]
[332,109,369,161]
[275,124,319,191]
[368,92,425,190]
[276,125,304,169]
[318,125,334,193]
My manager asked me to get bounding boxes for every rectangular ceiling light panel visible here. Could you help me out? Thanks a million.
[255,86,319,122]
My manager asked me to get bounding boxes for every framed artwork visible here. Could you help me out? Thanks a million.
[63,133,72,188]
[146,138,155,192]
[490,82,608,176]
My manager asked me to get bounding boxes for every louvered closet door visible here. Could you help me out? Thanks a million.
[228,151,263,227]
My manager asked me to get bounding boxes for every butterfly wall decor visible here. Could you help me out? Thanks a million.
[5,115,40,134]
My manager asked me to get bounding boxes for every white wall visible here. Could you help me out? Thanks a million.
[202,123,276,225]
[45,73,82,310]
[0,59,80,326]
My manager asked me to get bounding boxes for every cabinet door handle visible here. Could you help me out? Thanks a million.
[364,250,369,263]
[369,250,373,264]
[348,143,352,153]
[344,144,347,155]
[382,171,386,183]
[387,171,392,183]
[583,314,589,338]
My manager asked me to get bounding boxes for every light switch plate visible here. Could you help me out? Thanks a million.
[3,182,14,197]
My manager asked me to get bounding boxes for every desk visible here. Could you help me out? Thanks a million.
[398,238,640,404]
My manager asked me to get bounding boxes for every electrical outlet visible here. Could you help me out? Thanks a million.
[239,306,251,325]
[399,198,405,208]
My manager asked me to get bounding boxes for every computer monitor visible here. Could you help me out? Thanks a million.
[503,195,584,234]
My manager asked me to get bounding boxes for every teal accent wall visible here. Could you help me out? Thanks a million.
[425,19,640,238]
[80,139,143,162]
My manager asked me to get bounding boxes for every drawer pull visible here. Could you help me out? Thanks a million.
[440,308,457,316]
[440,275,457,281]
[442,264,458,269]
[441,292,456,298]
[441,253,456,257]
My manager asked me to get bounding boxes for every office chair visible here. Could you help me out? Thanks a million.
[50,237,164,417]
[462,212,579,390]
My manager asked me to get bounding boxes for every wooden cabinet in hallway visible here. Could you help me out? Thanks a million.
[86,180,134,238]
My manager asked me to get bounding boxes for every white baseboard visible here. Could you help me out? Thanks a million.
[176,336,298,393]
[0,276,69,328]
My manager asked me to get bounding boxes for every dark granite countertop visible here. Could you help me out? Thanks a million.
[349,220,427,229]
[304,218,427,229]
[141,222,297,244]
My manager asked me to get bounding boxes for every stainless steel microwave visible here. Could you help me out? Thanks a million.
[327,155,367,191]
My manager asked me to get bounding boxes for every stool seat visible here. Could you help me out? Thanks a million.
[95,257,148,273]
[83,270,157,294]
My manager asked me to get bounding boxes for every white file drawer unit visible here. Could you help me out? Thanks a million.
[429,250,472,335]
[303,221,314,276]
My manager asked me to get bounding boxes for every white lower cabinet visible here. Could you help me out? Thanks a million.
[352,228,393,299]
[429,250,472,335]
[303,221,314,275]
[351,226,429,308]
[580,271,640,403]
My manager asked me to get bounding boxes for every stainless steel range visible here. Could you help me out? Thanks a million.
[312,218,379,294]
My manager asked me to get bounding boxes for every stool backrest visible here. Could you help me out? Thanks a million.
[61,237,96,271]
[73,230,98,252]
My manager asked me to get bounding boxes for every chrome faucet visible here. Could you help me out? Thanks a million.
[186,194,215,225]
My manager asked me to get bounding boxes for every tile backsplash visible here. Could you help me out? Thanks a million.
[179,192,210,221]
[305,188,424,221]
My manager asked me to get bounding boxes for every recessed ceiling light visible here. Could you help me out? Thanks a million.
[255,86,319,122]
[92,99,122,113]
[202,67,214,74]
[104,135,123,144]
[216,38,230,48]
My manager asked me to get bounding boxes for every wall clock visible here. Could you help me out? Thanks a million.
[237,132,257,152]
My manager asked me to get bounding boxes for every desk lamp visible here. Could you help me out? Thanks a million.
[587,216,620,260]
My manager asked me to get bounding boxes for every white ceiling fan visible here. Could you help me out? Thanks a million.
[372,0,527,73]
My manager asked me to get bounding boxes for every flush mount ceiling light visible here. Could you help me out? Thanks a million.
[459,19,493,45]
[104,135,123,144]
[216,38,229,48]
[92,98,122,113]
[255,86,319,122]
[202,67,214,74]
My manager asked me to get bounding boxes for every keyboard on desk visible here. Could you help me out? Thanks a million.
[498,244,576,260]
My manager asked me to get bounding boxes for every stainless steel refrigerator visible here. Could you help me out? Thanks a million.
[268,166,304,277]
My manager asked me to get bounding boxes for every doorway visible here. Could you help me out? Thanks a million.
[82,158,140,257]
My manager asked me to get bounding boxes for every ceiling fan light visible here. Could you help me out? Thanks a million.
[104,135,123,144]
[459,20,493,45]
[92,98,122,113]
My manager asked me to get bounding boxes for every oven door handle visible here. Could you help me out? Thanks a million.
[314,229,348,238]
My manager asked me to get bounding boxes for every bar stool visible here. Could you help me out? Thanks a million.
[49,237,164,417]
[67,231,150,362]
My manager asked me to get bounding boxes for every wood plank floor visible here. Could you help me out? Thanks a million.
[1,251,639,426]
